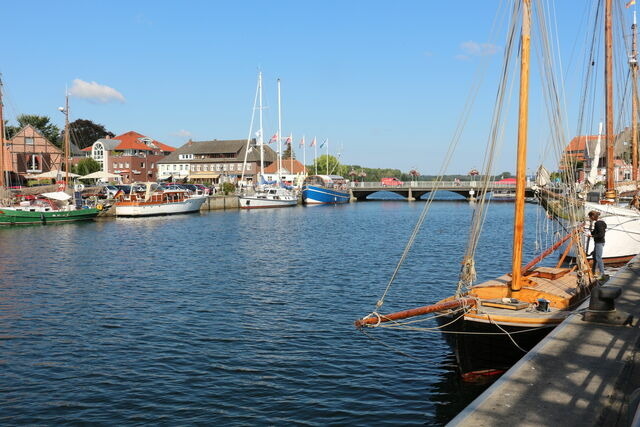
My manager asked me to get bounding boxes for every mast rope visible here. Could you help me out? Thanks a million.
[370,2,512,313]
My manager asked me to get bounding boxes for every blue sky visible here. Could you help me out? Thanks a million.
[0,1,635,174]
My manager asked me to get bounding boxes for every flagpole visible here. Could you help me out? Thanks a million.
[259,72,264,178]
[326,139,329,174]
[290,133,293,183]
[303,135,306,177]
[314,136,317,175]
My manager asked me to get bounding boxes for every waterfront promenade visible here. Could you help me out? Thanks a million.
[449,257,640,426]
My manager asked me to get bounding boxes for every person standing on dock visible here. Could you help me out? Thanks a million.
[588,210,606,279]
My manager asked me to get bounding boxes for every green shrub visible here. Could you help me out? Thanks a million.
[221,182,235,195]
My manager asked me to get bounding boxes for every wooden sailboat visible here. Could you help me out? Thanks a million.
[355,0,597,380]
[0,82,99,225]
[239,74,297,209]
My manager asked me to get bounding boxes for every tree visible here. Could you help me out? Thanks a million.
[63,119,115,150]
[6,114,62,148]
[283,143,295,160]
[312,154,343,175]
[73,157,101,176]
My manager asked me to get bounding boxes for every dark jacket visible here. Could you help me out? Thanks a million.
[592,220,606,244]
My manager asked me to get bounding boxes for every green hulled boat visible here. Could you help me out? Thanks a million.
[0,207,99,225]
[0,192,99,225]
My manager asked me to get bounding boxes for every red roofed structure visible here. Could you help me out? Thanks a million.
[85,131,176,183]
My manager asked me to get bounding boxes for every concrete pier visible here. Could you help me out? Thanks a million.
[450,258,640,426]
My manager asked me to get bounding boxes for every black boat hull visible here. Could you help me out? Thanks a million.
[437,314,554,380]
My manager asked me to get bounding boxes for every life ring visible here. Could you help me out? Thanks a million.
[74,183,85,192]
[96,204,104,211]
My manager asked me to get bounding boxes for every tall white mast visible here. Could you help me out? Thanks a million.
[259,72,264,177]
[277,78,282,183]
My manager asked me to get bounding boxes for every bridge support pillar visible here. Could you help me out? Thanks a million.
[349,189,357,202]
[407,188,415,202]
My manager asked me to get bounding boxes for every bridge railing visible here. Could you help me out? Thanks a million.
[348,181,524,189]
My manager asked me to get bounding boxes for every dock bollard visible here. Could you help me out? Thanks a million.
[583,286,634,326]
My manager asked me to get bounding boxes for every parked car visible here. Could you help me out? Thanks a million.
[115,185,131,195]
[380,177,403,186]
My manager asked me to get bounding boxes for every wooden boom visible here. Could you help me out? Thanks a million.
[354,297,476,328]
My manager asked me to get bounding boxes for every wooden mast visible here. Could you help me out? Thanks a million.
[0,75,5,188]
[510,0,531,295]
[605,0,615,195]
[632,12,638,183]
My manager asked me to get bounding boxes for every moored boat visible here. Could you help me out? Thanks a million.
[0,81,99,226]
[238,73,297,209]
[0,192,99,225]
[302,175,349,204]
[115,182,205,217]
[355,0,597,380]
[239,187,297,209]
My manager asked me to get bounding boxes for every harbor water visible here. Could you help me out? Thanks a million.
[0,198,554,425]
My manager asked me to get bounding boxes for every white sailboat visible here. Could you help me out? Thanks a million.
[239,73,296,209]
[538,6,640,265]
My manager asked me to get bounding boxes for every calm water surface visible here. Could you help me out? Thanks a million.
[0,200,552,425]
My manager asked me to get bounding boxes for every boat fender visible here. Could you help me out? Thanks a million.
[96,204,103,211]
[74,183,85,192]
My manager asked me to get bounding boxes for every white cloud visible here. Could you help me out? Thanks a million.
[172,129,192,138]
[69,79,125,103]
[458,41,499,58]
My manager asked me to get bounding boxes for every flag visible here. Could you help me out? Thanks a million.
[285,133,292,145]
[269,133,278,144]
[310,137,317,147]
[319,138,327,148]
[627,0,636,7]
[299,136,305,147]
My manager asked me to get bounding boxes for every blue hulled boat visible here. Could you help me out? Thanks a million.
[302,175,350,204]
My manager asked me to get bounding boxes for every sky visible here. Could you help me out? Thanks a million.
[1,1,636,175]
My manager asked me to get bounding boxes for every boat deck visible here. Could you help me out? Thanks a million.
[450,257,640,426]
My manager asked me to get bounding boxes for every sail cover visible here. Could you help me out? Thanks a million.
[40,191,72,201]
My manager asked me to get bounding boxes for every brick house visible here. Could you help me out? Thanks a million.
[6,125,63,178]
[83,131,175,183]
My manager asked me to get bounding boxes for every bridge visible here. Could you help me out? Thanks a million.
[348,181,536,201]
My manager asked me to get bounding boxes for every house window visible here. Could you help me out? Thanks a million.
[230,164,235,171]
[223,164,228,171]
[141,162,145,168]
[173,165,177,171]
[125,163,130,168]
[25,137,34,145]
[26,154,41,172]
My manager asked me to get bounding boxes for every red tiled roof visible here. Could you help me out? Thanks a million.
[81,146,92,152]
[565,135,599,152]
[112,131,176,152]
[263,158,306,174]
